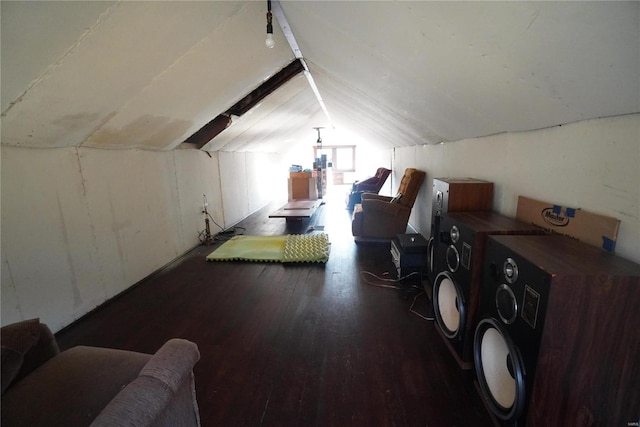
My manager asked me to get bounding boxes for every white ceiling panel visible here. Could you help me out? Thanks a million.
[0,1,116,112]
[1,1,638,153]
[83,1,295,150]
[281,1,640,142]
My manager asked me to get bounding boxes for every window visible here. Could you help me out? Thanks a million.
[313,145,356,172]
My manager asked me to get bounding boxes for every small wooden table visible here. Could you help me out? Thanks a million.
[269,199,322,222]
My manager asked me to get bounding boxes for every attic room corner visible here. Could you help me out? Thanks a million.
[0,145,283,332]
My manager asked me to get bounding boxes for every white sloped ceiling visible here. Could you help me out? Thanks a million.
[1,1,638,153]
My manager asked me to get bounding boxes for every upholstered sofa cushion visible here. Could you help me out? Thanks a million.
[1,317,201,427]
[1,346,151,427]
[1,318,59,394]
[1,346,23,394]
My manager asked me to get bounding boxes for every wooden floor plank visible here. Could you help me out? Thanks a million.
[56,189,492,427]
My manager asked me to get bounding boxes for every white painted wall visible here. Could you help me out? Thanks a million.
[1,146,278,332]
[3,114,636,332]
[217,151,284,228]
[392,114,640,264]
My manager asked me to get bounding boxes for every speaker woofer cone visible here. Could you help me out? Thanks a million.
[496,284,518,325]
[433,272,465,340]
[474,318,527,421]
[446,245,460,272]
[427,237,435,276]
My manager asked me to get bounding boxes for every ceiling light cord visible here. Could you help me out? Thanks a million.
[314,127,324,147]
[265,0,275,48]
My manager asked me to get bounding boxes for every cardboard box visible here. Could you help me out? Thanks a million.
[290,171,312,179]
[516,196,620,253]
[288,177,318,201]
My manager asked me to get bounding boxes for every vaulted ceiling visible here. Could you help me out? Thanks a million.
[2,1,638,153]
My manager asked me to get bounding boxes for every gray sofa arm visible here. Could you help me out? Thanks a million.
[91,339,201,427]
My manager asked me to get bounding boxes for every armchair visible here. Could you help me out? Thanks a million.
[351,168,426,241]
[353,167,392,193]
[347,167,391,210]
[1,318,201,427]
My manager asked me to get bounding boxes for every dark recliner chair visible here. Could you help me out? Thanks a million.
[347,167,391,210]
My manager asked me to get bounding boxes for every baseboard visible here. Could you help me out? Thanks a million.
[54,244,202,339]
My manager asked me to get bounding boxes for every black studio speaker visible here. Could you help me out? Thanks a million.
[427,178,494,291]
[431,212,543,369]
[474,235,640,426]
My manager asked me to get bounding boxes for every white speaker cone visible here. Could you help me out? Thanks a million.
[438,276,460,334]
[480,327,516,410]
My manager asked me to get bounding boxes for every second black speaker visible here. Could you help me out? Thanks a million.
[432,211,543,369]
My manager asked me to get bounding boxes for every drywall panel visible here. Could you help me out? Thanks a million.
[1,146,104,330]
[217,151,285,229]
[399,114,640,263]
[413,144,440,234]
[174,149,224,245]
[78,148,184,297]
[245,152,285,212]
[1,145,226,332]
[218,151,249,228]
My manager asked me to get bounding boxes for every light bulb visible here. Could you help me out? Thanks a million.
[265,33,275,49]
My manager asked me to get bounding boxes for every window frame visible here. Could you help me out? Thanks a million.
[313,145,356,172]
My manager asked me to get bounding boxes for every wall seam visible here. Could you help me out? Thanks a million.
[75,147,107,301]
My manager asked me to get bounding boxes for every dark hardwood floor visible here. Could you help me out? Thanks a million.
[56,188,492,427]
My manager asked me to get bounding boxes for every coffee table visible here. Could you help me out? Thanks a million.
[269,199,322,222]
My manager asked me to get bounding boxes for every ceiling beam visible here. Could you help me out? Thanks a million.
[271,0,334,129]
[183,59,305,150]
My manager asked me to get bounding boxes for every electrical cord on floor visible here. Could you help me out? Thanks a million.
[207,211,225,233]
[359,270,434,321]
[212,226,246,242]
[360,270,411,289]
[198,211,247,244]
[409,292,434,321]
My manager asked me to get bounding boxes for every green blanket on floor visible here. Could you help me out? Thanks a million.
[206,233,330,263]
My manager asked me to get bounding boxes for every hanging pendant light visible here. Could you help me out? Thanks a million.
[265,0,275,48]
[314,127,324,148]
